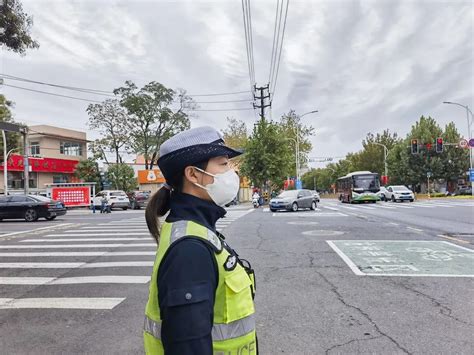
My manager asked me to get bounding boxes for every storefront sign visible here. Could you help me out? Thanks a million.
[138,169,165,184]
[0,154,79,173]
[52,186,90,206]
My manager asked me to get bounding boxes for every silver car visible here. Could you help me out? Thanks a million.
[269,189,317,212]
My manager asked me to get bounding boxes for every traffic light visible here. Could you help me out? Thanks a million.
[411,139,419,154]
[436,137,443,153]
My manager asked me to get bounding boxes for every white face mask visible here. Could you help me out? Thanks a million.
[193,167,240,206]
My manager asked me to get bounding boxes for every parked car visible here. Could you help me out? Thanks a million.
[269,189,317,212]
[454,186,472,196]
[0,194,67,222]
[310,190,321,202]
[386,185,415,202]
[377,186,389,201]
[128,191,151,210]
[93,190,130,210]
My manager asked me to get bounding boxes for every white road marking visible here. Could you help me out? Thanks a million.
[406,227,424,232]
[0,276,150,285]
[0,243,154,249]
[0,298,126,310]
[338,205,359,210]
[74,231,148,233]
[0,224,75,238]
[326,241,365,276]
[45,233,150,236]
[20,237,150,242]
[323,206,340,211]
[389,222,399,226]
[0,261,153,269]
[0,251,156,257]
[272,212,348,217]
[262,208,269,212]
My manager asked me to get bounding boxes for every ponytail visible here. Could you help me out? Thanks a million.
[145,186,172,244]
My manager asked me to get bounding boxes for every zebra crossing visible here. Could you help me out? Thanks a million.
[0,209,252,310]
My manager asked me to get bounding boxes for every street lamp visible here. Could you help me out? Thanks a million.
[443,101,474,196]
[294,110,318,183]
[372,142,388,181]
[1,140,20,196]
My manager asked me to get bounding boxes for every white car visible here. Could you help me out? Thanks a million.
[93,190,130,210]
[386,185,415,202]
[310,190,321,202]
[377,186,389,201]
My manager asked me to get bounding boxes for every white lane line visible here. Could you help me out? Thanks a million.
[338,206,359,210]
[21,237,150,242]
[391,205,414,209]
[412,204,436,208]
[0,224,75,238]
[0,261,154,268]
[0,276,150,285]
[0,243,155,249]
[356,206,375,210]
[0,298,126,310]
[45,233,150,236]
[377,205,396,209]
[407,226,424,233]
[323,206,340,211]
[326,241,364,276]
[0,251,156,257]
[262,208,269,212]
[389,222,399,226]
[77,228,148,233]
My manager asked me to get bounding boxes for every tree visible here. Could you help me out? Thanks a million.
[74,158,101,188]
[223,118,248,166]
[279,110,315,174]
[0,0,39,54]
[349,130,401,176]
[0,94,21,159]
[240,120,292,188]
[106,163,136,193]
[441,122,469,185]
[113,82,194,170]
[86,99,130,164]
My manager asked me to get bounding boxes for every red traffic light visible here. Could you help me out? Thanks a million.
[437,138,443,143]
[436,137,443,153]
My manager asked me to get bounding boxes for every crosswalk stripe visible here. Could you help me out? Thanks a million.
[0,261,154,268]
[0,251,156,257]
[323,206,340,211]
[0,298,126,309]
[0,243,155,249]
[77,229,149,232]
[45,233,150,236]
[20,237,150,242]
[0,276,150,285]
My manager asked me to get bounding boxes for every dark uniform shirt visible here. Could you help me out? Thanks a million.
[158,192,227,354]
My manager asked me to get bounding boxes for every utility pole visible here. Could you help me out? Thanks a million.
[22,127,29,195]
[253,84,271,121]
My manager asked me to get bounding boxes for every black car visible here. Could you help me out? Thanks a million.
[0,195,67,222]
[127,191,151,210]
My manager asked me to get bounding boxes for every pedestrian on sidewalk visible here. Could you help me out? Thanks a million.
[144,126,257,355]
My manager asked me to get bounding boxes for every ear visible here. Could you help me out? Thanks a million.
[184,166,200,184]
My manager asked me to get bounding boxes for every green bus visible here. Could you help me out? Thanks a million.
[337,171,380,203]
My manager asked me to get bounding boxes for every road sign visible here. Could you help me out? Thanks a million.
[295,179,302,190]
[469,138,474,148]
[427,172,432,178]
[470,169,474,182]
[459,139,469,148]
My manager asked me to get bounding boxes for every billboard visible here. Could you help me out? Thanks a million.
[137,169,165,184]
[52,186,91,207]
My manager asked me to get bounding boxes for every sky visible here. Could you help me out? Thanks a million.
[1,0,473,168]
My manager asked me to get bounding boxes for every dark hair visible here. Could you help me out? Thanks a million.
[145,160,208,243]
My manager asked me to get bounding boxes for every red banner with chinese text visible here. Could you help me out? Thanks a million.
[52,187,90,206]
[0,154,79,173]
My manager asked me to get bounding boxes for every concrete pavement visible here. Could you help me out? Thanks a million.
[0,200,472,354]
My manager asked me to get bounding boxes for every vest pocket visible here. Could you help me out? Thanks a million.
[224,268,255,323]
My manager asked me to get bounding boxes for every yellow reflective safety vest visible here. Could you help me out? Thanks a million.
[144,220,257,354]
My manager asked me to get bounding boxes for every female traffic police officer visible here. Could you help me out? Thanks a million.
[144,126,257,354]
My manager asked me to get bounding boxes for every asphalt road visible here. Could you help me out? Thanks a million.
[0,199,473,354]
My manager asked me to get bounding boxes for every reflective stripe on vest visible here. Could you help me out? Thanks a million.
[144,313,255,342]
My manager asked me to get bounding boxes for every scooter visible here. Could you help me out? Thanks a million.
[252,197,259,208]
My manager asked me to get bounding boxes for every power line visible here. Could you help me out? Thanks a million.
[270,0,290,98]
[268,0,281,86]
[241,0,255,96]
[1,74,116,97]
[269,0,283,88]
[190,108,254,112]
[247,0,256,85]
[3,84,103,103]
[193,99,253,104]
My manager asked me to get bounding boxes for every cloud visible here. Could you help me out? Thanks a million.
[1,0,472,166]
